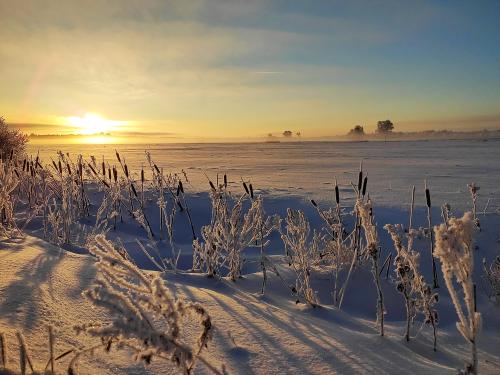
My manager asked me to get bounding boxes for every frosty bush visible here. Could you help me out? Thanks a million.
[0,117,28,160]
[193,183,279,281]
[310,198,356,306]
[74,235,222,375]
[385,224,439,349]
[280,208,320,306]
[355,199,385,336]
[0,160,20,237]
[483,256,500,303]
[434,212,480,374]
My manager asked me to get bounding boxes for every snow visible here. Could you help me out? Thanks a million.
[1,140,499,374]
[1,230,500,374]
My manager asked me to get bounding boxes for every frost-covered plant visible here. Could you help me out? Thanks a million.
[483,256,500,303]
[194,183,279,281]
[355,199,385,336]
[280,208,319,306]
[0,117,28,158]
[0,160,20,237]
[74,235,221,375]
[311,196,356,307]
[384,224,439,349]
[467,183,480,230]
[434,212,480,374]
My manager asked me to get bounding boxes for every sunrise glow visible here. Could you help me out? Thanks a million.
[66,113,123,135]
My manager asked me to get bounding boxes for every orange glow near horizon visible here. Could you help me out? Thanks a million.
[66,113,124,135]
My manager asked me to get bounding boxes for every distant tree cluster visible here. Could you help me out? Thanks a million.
[376,120,394,133]
[348,125,365,136]
[346,120,395,137]
[0,117,28,158]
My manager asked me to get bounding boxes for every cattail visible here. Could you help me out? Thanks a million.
[108,168,111,181]
[358,170,363,192]
[115,150,121,163]
[362,176,368,196]
[22,159,26,171]
[14,169,20,178]
[102,160,106,176]
[78,161,83,178]
[16,332,34,375]
[209,180,216,191]
[0,332,6,368]
[243,182,249,195]
[224,174,227,188]
[9,149,13,161]
[425,180,439,288]
[88,163,97,175]
[311,199,318,207]
[141,167,145,184]
[113,167,118,182]
[58,160,62,174]
[179,180,184,194]
[52,160,58,172]
[131,183,138,197]
[473,283,477,312]
[249,184,254,199]
[48,326,55,374]
[335,182,340,205]
[66,163,72,176]
[154,164,160,174]
[425,185,431,208]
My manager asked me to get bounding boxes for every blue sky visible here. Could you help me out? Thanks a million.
[1,0,499,139]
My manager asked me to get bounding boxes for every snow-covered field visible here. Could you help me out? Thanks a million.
[1,140,499,374]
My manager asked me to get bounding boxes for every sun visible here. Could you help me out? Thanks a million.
[67,113,116,135]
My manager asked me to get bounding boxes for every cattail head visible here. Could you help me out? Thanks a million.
[115,150,121,163]
[113,167,118,182]
[334,180,340,205]
[88,163,97,175]
[102,161,106,176]
[425,180,431,208]
[243,182,249,195]
[362,176,368,197]
[249,183,254,199]
[66,163,72,175]
[58,160,62,174]
[311,199,318,207]
[131,183,138,197]
[209,180,216,191]
[224,174,227,188]
[358,170,363,192]
[124,164,129,178]
[141,167,145,183]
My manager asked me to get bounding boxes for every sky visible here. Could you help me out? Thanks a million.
[1,0,500,142]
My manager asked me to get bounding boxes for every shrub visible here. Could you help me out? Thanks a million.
[0,117,28,159]
[434,212,480,374]
[74,235,222,374]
